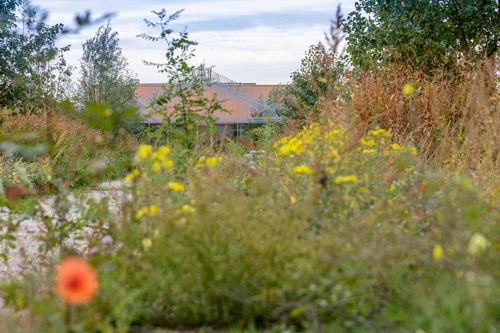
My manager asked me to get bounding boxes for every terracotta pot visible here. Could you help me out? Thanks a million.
[4,184,33,201]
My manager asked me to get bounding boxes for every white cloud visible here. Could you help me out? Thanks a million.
[31,0,356,84]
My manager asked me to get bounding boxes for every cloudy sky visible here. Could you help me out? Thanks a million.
[31,0,356,84]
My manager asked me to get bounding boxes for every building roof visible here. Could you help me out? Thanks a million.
[135,68,282,125]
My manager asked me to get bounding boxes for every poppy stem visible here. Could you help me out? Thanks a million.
[65,304,72,333]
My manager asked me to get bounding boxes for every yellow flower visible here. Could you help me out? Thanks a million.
[328,148,340,161]
[360,138,376,147]
[324,128,345,146]
[141,238,153,251]
[293,165,313,175]
[402,83,414,96]
[196,156,206,169]
[124,169,141,183]
[151,146,173,171]
[362,149,376,154]
[196,156,221,169]
[278,144,292,156]
[288,139,304,154]
[152,161,162,172]
[135,208,147,220]
[168,182,185,192]
[156,146,170,156]
[290,195,297,205]
[181,204,195,214]
[276,137,305,156]
[136,144,153,161]
[152,151,166,162]
[148,205,159,216]
[433,244,444,261]
[135,205,158,220]
[334,175,358,184]
[467,233,489,256]
[368,128,392,138]
[162,159,173,170]
[206,156,220,168]
[390,143,401,151]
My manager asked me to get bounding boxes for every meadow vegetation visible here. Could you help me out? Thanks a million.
[0,1,499,332]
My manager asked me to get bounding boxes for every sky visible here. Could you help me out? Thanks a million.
[31,0,356,84]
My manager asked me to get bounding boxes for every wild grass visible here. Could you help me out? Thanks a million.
[0,108,136,191]
[2,121,498,332]
[346,59,499,190]
[0,60,499,332]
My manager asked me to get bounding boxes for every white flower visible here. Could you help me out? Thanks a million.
[467,233,489,256]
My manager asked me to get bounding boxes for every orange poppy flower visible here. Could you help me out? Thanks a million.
[55,257,98,305]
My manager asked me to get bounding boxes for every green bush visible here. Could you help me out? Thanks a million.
[1,124,498,332]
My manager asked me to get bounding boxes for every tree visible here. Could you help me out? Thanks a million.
[78,21,136,112]
[0,0,72,110]
[288,43,337,119]
[344,0,500,73]
[139,9,222,148]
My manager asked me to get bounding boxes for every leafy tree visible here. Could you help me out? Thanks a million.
[286,43,337,120]
[344,0,500,73]
[78,21,137,112]
[0,1,72,110]
[269,43,336,123]
[139,9,222,148]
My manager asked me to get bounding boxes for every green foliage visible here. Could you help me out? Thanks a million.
[344,0,500,73]
[243,123,280,149]
[0,3,499,333]
[82,102,138,134]
[0,1,72,110]
[78,21,137,113]
[139,9,222,148]
[0,108,135,192]
[2,124,498,332]
[271,43,344,123]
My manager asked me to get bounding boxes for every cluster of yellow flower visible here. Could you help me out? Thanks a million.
[124,145,174,183]
[334,175,359,184]
[152,146,173,171]
[136,145,173,172]
[135,144,153,160]
[196,155,222,169]
[135,204,159,220]
[293,165,313,175]
[273,124,418,187]
[359,128,417,157]
[275,136,305,156]
[274,123,345,158]
[167,181,185,193]
[274,125,363,184]
[359,128,391,155]
[124,169,141,183]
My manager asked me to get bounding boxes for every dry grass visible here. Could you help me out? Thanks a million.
[339,58,500,193]
[0,108,137,188]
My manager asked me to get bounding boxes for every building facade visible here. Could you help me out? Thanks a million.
[135,69,281,136]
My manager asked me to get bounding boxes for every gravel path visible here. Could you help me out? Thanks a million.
[0,181,127,279]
